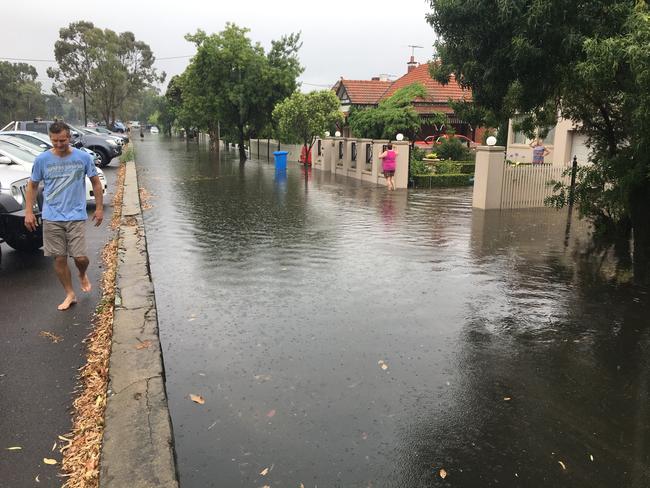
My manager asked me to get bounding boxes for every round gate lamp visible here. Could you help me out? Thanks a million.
[324,131,330,137]
[335,131,341,137]
[486,136,497,146]
[396,133,404,141]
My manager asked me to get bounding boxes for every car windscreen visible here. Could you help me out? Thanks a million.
[4,136,47,153]
[25,122,49,134]
[0,140,37,163]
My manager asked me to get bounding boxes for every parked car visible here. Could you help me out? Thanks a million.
[79,126,125,146]
[150,126,159,134]
[1,120,122,167]
[85,126,129,144]
[0,130,102,167]
[0,136,107,204]
[0,158,43,253]
[109,121,126,133]
[129,121,141,129]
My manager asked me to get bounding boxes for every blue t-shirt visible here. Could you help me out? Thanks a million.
[30,148,98,221]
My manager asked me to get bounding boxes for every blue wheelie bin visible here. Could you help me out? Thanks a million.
[273,151,288,171]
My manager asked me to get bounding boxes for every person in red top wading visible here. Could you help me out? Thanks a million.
[379,143,398,190]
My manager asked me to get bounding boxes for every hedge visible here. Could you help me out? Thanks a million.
[434,161,475,175]
[411,174,474,188]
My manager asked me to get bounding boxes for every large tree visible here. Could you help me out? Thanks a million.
[273,90,343,160]
[428,0,650,282]
[348,83,443,141]
[48,21,163,126]
[0,61,45,122]
[182,24,303,162]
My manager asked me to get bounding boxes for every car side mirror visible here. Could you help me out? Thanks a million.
[73,141,83,148]
[0,155,12,164]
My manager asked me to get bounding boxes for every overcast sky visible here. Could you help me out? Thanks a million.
[1,0,438,94]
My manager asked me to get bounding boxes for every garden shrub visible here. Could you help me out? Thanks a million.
[436,138,472,161]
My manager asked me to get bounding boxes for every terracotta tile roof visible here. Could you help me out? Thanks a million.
[382,63,472,104]
[335,79,393,105]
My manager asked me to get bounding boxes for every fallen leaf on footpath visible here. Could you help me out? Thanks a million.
[43,458,57,465]
[35,475,40,482]
[558,461,566,470]
[503,397,512,401]
[135,340,152,350]
[39,331,63,343]
[266,409,276,418]
[378,360,389,371]
[260,467,269,476]
[51,442,57,451]
[589,454,594,461]
[189,394,205,405]
[439,468,447,479]
[6,446,22,451]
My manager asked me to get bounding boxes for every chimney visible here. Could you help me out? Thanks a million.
[407,55,417,73]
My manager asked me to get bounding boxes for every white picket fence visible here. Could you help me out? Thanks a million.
[500,163,570,209]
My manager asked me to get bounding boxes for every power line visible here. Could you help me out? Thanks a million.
[0,54,195,63]
[0,57,56,63]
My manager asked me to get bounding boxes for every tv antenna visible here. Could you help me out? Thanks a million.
[408,45,423,57]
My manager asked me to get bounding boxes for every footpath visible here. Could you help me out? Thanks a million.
[99,160,178,487]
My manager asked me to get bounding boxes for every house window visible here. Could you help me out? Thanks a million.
[542,126,556,146]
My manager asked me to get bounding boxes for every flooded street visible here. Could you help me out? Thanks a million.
[135,136,650,488]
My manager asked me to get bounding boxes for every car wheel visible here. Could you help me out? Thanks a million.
[93,148,111,168]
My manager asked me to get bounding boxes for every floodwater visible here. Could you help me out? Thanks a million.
[135,136,650,488]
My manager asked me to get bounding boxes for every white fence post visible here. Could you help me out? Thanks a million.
[473,145,506,209]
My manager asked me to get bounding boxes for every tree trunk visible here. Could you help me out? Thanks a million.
[629,182,650,284]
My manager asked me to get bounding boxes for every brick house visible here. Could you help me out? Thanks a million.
[333,57,486,143]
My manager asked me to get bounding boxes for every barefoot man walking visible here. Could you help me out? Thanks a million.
[24,121,104,310]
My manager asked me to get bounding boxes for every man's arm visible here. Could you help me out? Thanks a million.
[90,175,104,226]
[24,180,40,232]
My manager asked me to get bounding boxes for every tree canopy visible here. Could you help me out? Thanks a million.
[348,83,443,140]
[48,21,163,126]
[428,0,650,281]
[273,90,343,154]
[0,62,45,123]
[181,24,303,161]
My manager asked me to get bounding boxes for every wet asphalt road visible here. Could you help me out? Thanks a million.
[0,162,118,488]
[136,137,650,488]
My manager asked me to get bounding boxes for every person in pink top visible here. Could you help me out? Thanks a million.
[379,143,398,190]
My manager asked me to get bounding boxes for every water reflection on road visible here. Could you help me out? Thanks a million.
[135,136,650,488]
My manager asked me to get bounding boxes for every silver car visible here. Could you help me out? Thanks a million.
[0,135,107,204]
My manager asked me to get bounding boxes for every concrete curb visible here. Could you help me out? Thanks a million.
[100,161,178,487]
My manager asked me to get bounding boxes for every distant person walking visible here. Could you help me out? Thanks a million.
[379,143,398,190]
[24,122,104,311]
[530,138,550,165]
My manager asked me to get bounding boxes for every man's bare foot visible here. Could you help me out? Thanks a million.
[58,294,77,311]
[80,274,92,293]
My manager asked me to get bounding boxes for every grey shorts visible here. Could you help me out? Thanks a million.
[43,220,87,257]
